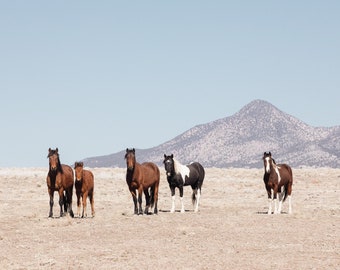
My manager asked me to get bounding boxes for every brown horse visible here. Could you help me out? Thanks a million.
[125,148,160,215]
[262,152,293,214]
[46,148,74,217]
[74,162,95,218]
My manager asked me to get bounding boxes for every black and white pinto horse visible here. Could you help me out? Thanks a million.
[262,152,293,214]
[163,154,205,213]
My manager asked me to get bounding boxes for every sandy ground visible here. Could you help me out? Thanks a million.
[0,167,339,269]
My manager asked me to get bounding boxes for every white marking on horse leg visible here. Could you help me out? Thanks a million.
[180,196,185,213]
[274,199,279,214]
[77,205,81,217]
[288,195,292,214]
[171,195,175,213]
[194,189,201,212]
[268,198,272,215]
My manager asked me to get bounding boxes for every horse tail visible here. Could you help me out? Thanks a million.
[192,192,197,205]
[150,186,155,208]
[283,165,293,202]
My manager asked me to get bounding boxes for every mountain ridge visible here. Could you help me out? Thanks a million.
[83,100,340,168]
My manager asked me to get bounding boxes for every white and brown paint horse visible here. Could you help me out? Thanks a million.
[262,152,293,214]
[163,154,205,213]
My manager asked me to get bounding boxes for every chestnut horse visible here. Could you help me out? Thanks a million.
[163,154,205,213]
[125,148,160,215]
[46,148,74,217]
[74,162,95,218]
[262,152,293,214]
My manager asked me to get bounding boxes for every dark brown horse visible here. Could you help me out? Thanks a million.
[74,162,95,218]
[46,148,74,217]
[125,148,160,215]
[262,152,293,214]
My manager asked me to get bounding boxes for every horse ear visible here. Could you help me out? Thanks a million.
[264,152,266,156]
[126,148,129,152]
[49,148,51,153]
[269,152,271,156]
[132,148,135,153]
[56,148,58,153]
[164,154,166,158]
[171,154,173,158]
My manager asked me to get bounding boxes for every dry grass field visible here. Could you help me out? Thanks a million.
[0,167,339,269]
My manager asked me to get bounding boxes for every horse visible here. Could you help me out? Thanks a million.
[163,154,205,213]
[125,148,160,215]
[46,148,74,218]
[262,152,293,214]
[74,162,95,218]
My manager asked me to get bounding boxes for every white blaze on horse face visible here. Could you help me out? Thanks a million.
[265,157,270,173]
[165,160,172,176]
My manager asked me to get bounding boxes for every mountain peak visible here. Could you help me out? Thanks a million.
[236,99,280,117]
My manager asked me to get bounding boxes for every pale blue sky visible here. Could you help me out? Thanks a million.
[1,1,339,167]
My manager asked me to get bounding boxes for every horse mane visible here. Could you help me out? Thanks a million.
[173,158,183,174]
[173,158,190,179]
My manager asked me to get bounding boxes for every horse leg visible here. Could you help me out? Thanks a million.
[277,186,284,214]
[58,189,64,217]
[67,188,74,218]
[76,191,81,217]
[170,187,176,213]
[153,182,159,215]
[82,191,88,218]
[266,188,272,215]
[193,188,201,213]
[273,186,279,214]
[137,187,143,215]
[130,188,138,215]
[179,186,185,213]
[287,183,293,214]
[143,189,150,215]
[48,189,54,218]
[63,191,68,213]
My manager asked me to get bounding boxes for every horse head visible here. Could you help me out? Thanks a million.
[263,151,274,174]
[163,154,175,177]
[125,148,136,171]
[48,148,60,171]
[74,161,84,181]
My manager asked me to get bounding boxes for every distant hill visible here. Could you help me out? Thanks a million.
[83,100,340,168]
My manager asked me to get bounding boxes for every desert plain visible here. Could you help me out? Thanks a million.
[0,167,339,269]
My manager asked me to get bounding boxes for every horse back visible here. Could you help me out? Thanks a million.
[61,164,74,189]
[83,169,94,190]
[278,164,293,183]
[141,162,160,184]
[188,162,205,182]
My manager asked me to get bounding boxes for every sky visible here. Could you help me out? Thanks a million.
[1,1,339,167]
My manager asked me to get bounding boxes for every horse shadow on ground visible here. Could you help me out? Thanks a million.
[256,211,288,215]
[159,209,193,213]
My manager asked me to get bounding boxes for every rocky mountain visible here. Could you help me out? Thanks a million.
[83,100,340,168]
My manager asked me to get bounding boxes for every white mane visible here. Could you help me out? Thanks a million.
[173,158,190,181]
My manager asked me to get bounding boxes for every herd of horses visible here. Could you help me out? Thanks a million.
[46,147,293,218]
